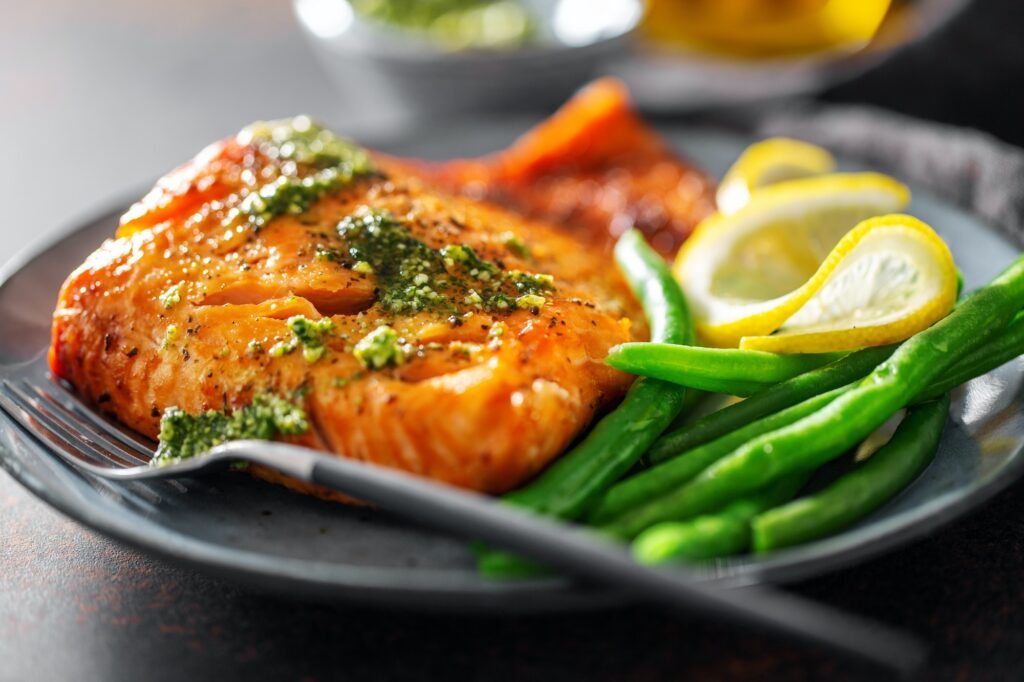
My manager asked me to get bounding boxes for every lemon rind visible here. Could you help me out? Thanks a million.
[676,172,912,347]
[716,137,837,215]
[738,216,958,353]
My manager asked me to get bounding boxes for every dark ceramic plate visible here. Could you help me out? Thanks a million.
[1,125,1022,611]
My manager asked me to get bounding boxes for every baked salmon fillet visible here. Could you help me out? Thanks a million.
[50,83,712,499]
[392,78,716,256]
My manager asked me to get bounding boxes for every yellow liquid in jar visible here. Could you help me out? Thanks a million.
[642,0,894,57]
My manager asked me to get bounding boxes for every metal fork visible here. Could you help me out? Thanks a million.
[0,355,924,677]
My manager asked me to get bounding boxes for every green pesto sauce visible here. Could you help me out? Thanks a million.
[501,231,530,259]
[162,325,180,350]
[153,394,308,464]
[231,117,375,230]
[159,284,182,309]
[353,325,409,369]
[351,0,536,51]
[337,207,448,313]
[270,315,335,363]
[508,270,555,295]
[335,206,555,315]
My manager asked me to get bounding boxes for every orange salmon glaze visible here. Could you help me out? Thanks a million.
[393,78,717,257]
[50,82,712,500]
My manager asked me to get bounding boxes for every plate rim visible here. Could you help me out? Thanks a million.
[0,380,622,611]
[1,131,1022,609]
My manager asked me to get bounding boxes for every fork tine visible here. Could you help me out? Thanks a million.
[2,380,143,469]
[26,382,153,463]
[24,384,152,467]
[45,379,157,457]
[0,387,113,470]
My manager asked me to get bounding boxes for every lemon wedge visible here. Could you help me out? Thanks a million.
[674,173,953,349]
[737,215,957,353]
[716,137,836,215]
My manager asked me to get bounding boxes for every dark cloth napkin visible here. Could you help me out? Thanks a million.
[752,103,1024,247]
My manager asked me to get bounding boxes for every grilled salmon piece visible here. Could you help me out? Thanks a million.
[50,117,644,496]
[393,78,717,257]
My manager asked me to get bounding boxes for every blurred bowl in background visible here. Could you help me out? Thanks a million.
[613,0,972,112]
[294,0,641,132]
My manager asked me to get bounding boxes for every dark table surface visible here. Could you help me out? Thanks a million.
[3,1,1024,680]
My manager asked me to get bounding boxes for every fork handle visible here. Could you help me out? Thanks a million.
[304,455,924,677]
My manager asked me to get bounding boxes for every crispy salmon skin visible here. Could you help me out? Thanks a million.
[50,118,648,496]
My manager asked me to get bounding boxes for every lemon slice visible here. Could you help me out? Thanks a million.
[674,172,915,348]
[739,215,957,353]
[716,138,836,215]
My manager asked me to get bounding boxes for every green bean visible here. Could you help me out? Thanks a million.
[599,314,1023,528]
[605,344,843,396]
[646,345,897,465]
[600,255,1024,539]
[633,506,751,565]
[646,312,1023,467]
[677,386,707,416]
[588,386,849,525]
[476,230,695,577]
[914,312,1024,402]
[618,229,696,348]
[752,395,950,552]
[496,230,694,520]
[505,380,688,517]
[633,473,809,564]
[476,547,550,578]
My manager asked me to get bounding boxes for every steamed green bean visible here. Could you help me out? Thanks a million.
[752,395,950,552]
[589,386,848,525]
[605,344,842,396]
[633,473,809,564]
[601,254,1024,540]
[645,345,896,465]
[476,230,695,577]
